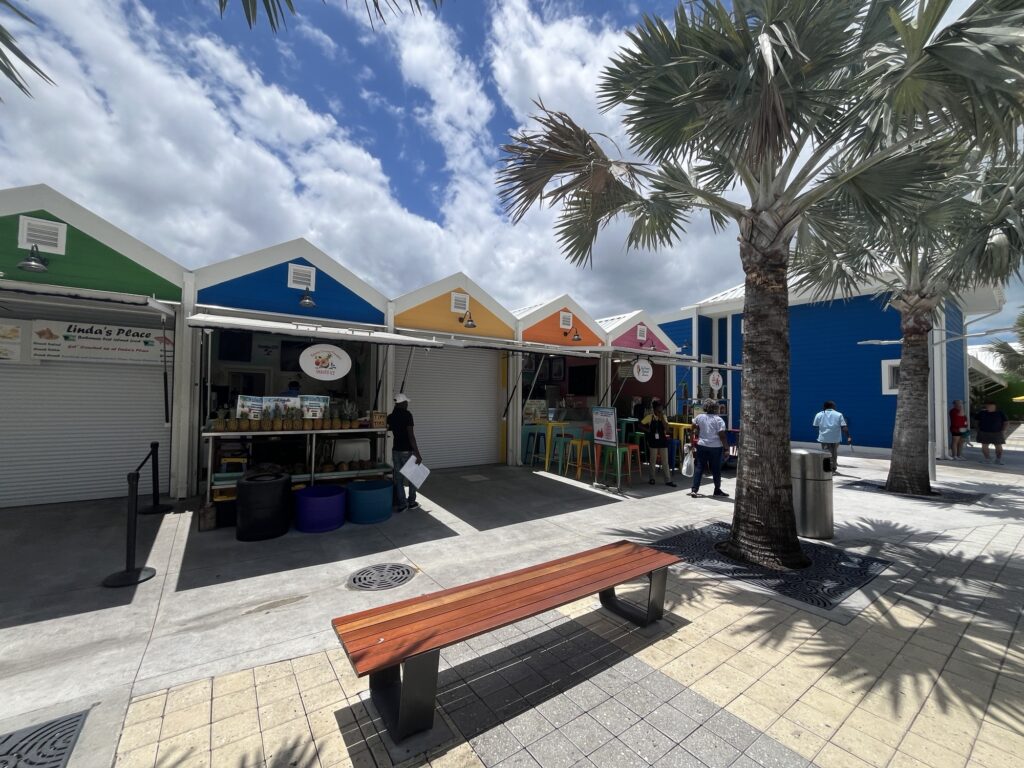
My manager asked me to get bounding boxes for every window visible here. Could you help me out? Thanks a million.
[637,325,648,341]
[287,263,316,291]
[559,311,573,330]
[881,360,900,394]
[18,215,67,254]
[450,292,470,313]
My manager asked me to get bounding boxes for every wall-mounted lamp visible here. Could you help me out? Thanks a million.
[298,288,316,308]
[17,244,48,273]
[459,311,477,329]
[563,325,582,342]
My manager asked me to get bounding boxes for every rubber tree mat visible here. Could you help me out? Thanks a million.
[840,480,987,505]
[651,522,892,610]
[0,711,87,768]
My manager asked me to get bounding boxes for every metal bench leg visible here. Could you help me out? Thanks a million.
[369,649,440,741]
[598,567,668,627]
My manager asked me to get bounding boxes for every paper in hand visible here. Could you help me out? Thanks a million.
[400,456,430,488]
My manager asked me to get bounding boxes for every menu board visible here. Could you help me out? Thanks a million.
[300,395,330,418]
[0,323,23,363]
[592,406,618,447]
[236,395,264,419]
[30,320,173,365]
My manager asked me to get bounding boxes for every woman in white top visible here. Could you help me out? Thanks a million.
[690,399,729,498]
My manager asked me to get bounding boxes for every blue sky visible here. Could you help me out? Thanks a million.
[0,0,1020,340]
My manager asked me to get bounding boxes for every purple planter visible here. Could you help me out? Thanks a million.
[294,486,346,533]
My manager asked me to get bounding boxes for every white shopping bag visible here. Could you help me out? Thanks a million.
[400,456,430,488]
[681,445,694,477]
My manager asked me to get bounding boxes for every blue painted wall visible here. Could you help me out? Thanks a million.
[945,300,966,411]
[731,313,743,427]
[198,257,385,324]
[698,316,713,358]
[660,317,693,416]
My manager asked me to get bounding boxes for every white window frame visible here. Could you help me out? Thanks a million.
[881,359,900,395]
[636,325,648,341]
[18,215,67,255]
[287,263,316,291]
[559,311,573,330]
[450,292,470,314]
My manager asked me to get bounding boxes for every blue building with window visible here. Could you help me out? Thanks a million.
[658,282,1005,456]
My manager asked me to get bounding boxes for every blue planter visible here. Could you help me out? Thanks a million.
[294,486,346,533]
[347,479,393,524]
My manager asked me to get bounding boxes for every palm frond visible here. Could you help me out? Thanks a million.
[987,335,1024,379]
[216,1,442,31]
[0,0,54,100]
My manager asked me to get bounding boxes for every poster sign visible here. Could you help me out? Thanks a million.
[299,344,351,381]
[633,359,654,383]
[262,396,300,417]
[0,323,23,363]
[592,406,618,447]
[236,395,264,419]
[617,363,633,379]
[300,395,330,419]
[708,370,723,394]
[30,320,173,365]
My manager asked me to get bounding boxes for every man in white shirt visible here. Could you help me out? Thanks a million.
[690,399,729,498]
[812,400,851,472]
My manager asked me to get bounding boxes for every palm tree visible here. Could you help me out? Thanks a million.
[989,310,1024,379]
[498,0,1024,568]
[792,152,1024,496]
[0,1,440,97]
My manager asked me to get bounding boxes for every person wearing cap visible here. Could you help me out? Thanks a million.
[690,399,729,498]
[388,393,422,511]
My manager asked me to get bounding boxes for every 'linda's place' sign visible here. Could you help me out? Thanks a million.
[31,320,174,365]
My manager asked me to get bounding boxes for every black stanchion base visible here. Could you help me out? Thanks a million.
[103,567,156,588]
[140,503,175,515]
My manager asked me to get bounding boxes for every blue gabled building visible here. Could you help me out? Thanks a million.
[658,282,1006,457]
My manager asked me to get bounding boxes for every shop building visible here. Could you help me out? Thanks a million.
[0,185,185,507]
[596,311,679,417]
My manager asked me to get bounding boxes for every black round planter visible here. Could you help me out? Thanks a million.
[235,471,291,541]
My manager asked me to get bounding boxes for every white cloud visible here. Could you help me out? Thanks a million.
[296,21,338,60]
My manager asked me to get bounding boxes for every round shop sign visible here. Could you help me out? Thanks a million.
[633,359,654,383]
[299,344,352,381]
[708,370,723,393]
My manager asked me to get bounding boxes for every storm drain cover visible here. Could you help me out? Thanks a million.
[0,710,87,768]
[348,563,416,591]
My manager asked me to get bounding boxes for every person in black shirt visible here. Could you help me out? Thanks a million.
[388,393,422,510]
[974,400,1009,465]
[641,400,676,487]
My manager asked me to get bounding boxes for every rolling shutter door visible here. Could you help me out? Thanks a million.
[393,347,500,469]
[0,361,171,508]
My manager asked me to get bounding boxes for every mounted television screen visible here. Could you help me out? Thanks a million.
[279,340,306,372]
[217,330,252,362]
[568,363,597,395]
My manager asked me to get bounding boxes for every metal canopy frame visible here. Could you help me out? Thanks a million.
[185,312,444,348]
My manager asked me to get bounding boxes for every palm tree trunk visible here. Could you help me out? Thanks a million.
[885,315,932,495]
[719,237,809,570]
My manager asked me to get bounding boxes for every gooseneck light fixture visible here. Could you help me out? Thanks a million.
[298,288,316,308]
[459,311,477,329]
[17,244,48,273]
[563,325,582,342]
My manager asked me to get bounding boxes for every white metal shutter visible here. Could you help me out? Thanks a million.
[0,361,171,508]
[393,347,500,469]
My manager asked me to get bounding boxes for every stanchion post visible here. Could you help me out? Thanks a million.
[103,472,157,588]
[143,442,173,515]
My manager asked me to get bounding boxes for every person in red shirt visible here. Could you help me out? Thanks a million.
[949,400,969,460]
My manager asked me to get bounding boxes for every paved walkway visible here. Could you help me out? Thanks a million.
[1,452,1021,768]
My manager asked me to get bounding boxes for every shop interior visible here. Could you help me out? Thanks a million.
[521,352,601,423]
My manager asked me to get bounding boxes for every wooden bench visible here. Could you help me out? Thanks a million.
[331,540,679,740]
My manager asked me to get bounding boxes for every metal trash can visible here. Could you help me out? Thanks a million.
[791,449,833,539]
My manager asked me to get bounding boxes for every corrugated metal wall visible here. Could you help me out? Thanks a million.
[945,301,966,408]
[0,361,171,507]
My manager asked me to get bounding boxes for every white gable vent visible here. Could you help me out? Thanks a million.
[559,311,573,330]
[451,292,470,314]
[287,263,316,291]
[18,216,67,255]
[636,325,648,341]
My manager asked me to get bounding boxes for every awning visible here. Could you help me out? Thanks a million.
[583,345,743,371]
[186,313,444,348]
[968,353,1007,395]
[451,337,604,359]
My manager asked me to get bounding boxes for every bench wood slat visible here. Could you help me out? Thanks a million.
[340,548,676,657]
[333,541,639,635]
[333,542,678,676]
[338,545,662,648]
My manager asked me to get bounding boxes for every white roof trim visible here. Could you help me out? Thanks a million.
[194,302,386,330]
[0,278,175,314]
[0,184,184,288]
[392,272,517,327]
[193,238,387,312]
[597,309,677,350]
[186,313,443,347]
[514,294,606,339]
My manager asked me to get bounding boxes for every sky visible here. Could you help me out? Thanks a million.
[0,0,1021,338]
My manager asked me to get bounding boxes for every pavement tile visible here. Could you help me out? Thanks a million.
[212,669,254,698]
[669,688,720,724]
[562,679,610,711]
[680,726,741,768]
[125,694,168,727]
[431,742,486,767]
[831,723,896,767]
[210,707,260,751]
[154,725,210,768]
[470,723,522,767]
[743,732,809,768]
[258,694,305,731]
[165,680,213,715]
[526,729,586,768]
[968,738,1019,768]
[763,718,824,761]
[114,743,158,768]
[691,662,758,706]
[614,682,663,718]
[211,686,258,723]
[504,707,555,748]
[300,680,346,713]
[253,660,293,686]
[210,733,264,768]
[256,673,300,706]
[618,719,675,764]
[260,717,315,766]
[160,701,211,741]
[535,694,584,729]
[704,709,761,751]
[638,671,687,701]
[646,704,699,743]
[118,717,164,754]
[589,667,632,696]
[449,700,501,739]
[587,737,648,768]
[813,743,874,768]
[494,750,541,767]
[724,695,778,732]
[560,714,614,755]
[588,697,642,737]
[898,731,968,768]
[652,745,708,767]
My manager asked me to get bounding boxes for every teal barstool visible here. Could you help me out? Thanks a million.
[552,427,583,474]
[522,425,546,465]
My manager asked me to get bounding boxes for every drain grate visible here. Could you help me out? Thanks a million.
[347,563,416,591]
[0,711,88,768]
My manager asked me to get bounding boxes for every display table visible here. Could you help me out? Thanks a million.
[202,427,390,505]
